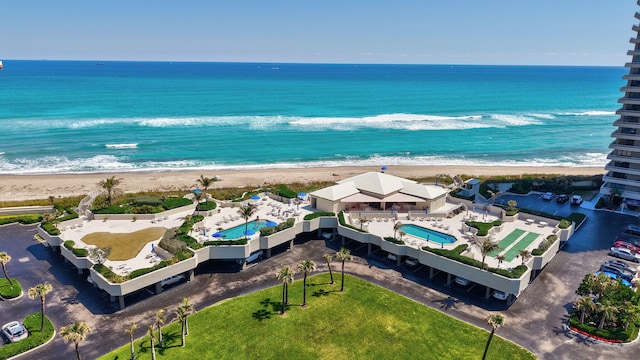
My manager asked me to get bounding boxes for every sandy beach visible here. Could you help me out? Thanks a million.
[0,165,605,202]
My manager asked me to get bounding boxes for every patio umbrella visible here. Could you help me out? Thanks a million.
[266,221,277,227]
[212,232,223,238]
[244,229,256,236]
[193,189,202,194]
[250,195,261,200]
[297,192,307,197]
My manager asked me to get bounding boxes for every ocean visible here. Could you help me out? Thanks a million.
[0,60,626,174]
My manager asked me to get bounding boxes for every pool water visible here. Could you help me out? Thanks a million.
[400,224,457,244]
[217,220,269,240]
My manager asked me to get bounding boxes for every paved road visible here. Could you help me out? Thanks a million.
[1,197,639,359]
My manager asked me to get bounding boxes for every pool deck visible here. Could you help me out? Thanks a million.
[347,208,556,270]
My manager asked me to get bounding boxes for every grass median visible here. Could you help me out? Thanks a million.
[98,273,535,360]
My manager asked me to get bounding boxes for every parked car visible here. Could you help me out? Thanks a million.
[246,250,264,264]
[1,321,28,343]
[160,274,185,287]
[542,192,554,201]
[405,257,418,267]
[595,271,633,287]
[570,195,584,205]
[609,247,640,262]
[600,264,635,281]
[556,194,570,203]
[615,233,640,247]
[492,290,508,300]
[623,225,640,238]
[454,277,470,286]
[603,259,634,272]
[613,240,640,254]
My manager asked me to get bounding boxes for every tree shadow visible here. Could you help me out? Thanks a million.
[157,331,182,352]
[311,289,333,298]
[432,296,462,311]
[252,309,272,321]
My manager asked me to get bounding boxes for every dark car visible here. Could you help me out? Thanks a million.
[603,259,634,272]
[556,194,570,203]
[600,264,635,282]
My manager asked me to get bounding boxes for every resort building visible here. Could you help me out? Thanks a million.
[37,172,572,309]
[603,2,640,203]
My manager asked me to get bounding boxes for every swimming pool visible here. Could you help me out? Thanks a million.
[400,224,457,244]
[214,220,271,240]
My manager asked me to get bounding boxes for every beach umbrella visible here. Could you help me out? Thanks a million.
[266,221,277,227]
[250,195,261,200]
[212,232,223,238]
[381,166,387,172]
[244,229,256,236]
[297,192,307,197]
[193,189,202,194]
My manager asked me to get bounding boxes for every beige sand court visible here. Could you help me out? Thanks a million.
[81,227,166,261]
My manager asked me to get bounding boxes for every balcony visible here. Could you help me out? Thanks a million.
[622,74,640,81]
[630,37,640,44]
[620,86,640,93]
[609,142,640,152]
[607,153,640,165]
[618,97,640,105]
[604,164,640,177]
[616,109,640,117]
[611,130,640,140]
[613,118,640,128]
[628,50,640,57]
[602,175,640,188]
[624,62,640,69]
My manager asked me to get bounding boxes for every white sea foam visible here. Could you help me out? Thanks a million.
[556,111,616,116]
[105,143,138,149]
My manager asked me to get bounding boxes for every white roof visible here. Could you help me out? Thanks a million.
[312,172,447,202]
[310,182,359,201]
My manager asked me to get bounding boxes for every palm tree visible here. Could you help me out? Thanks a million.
[155,309,166,348]
[297,260,316,307]
[482,314,505,360]
[175,298,194,347]
[496,254,505,268]
[60,321,91,360]
[507,199,517,209]
[197,175,215,201]
[596,303,619,330]
[518,249,532,265]
[336,247,352,292]
[237,204,258,239]
[277,265,294,315]
[475,238,500,270]
[357,215,369,230]
[620,301,640,331]
[124,323,137,360]
[147,324,156,360]
[573,296,596,324]
[593,273,614,299]
[323,253,335,284]
[0,252,13,286]
[98,176,122,206]
[28,283,52,331]
[393,221,403,239]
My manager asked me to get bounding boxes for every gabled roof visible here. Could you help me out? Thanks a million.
[336,172,415,196]
[400,181,448,199]
[309,182,359,201]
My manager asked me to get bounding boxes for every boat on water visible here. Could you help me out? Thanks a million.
[0,60,3,70]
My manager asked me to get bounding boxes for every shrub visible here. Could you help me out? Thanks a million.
[41,222,60,235]
[303,212,335,220]
[55,207,79,222]
[338,212,367,233]
[558,219,572,229]
[422,244,527,279]
[0,278,22,299]
[0,313,54,359]
[158,229,187,254]
[130,196,163,207]
[132,204,160,214]
[93,205,127,214]
[569,316,635,342]
[465,220,502,236]
[196,201,217,211]
[0,214,42,225]
[93,264,123,283]
[259,218,296,237]
[567,212,587,227]
[163,197,193,210]
[532,234,559,256]
[64,240,88,257]
[383,237,405,245]
[204,239,248,246]
[276,185,297,199]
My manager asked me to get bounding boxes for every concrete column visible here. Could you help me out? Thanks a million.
[188,269,195,281]
[289,239,294,250]
[155,282,163,295]
[77,268,83,275]
[110,295,115,302]
[485,287,492,299]
[429,267,436,279]
[341,236,345,247]
[396,256,402,266]
[367,243,372,255]
[119,296,125,310]
[266,249,272,258]
[242,260,247,270]
[447,273,454,286]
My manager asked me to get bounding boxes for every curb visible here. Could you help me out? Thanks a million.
[7,329,57,360]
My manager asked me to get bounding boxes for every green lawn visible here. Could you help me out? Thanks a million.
[0,278,22,299]
[98,274,535,360]
[504,232,540,262]
[489,229,525,257]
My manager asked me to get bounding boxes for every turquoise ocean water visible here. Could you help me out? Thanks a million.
[0,60,626,174]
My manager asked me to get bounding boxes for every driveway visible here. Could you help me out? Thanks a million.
[1,198,639,359]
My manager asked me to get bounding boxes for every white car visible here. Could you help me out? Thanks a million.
[2,321,28,343]
[160,274,185,287]
[542,192,554,200]
[454,277,470,286]
[493,290,508,301]
[609,247,640,263]
[405,257,418,267]
[570,195,584,205]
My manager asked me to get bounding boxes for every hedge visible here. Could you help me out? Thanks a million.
[532,234,559,256]
[567,212,587,227]
[303,212,335,220]
[569,316,637,342]
[93,205,127,214]
[259,218,295,236]
[383,237,405,245]
[0,313,54,359]
[276,185,297,199]
[465,220,502,236]
[0,214,42,226]
[338,212,367,233]
[163,197,193,210]
[0,278,22,299]
[41,221,60,235]
[422,244,528,279]
[63,240,88,257]
[204,238,248,246]
[196,201,217,211]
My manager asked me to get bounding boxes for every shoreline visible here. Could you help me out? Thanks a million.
[0,165,605,202]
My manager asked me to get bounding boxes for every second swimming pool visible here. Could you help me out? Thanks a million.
[400,224,457,244]
[215,220,271,240]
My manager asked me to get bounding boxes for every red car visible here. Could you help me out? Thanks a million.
[614,240,640,254]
